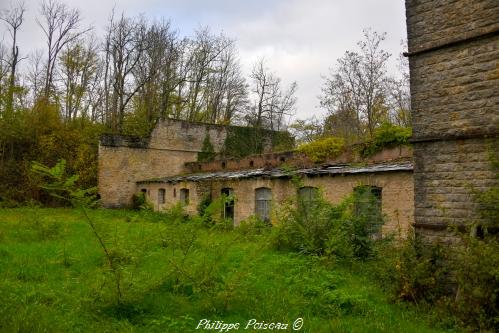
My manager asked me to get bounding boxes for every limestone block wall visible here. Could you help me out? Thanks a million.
[141,171,414,238]
[185,146,413,174]
[98,146,197,207]
[148,119,228,152]
[405,0,499,238]
[99,119,227,207]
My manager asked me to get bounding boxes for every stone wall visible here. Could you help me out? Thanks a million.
[141,170,414,238]
[405,0,499,239]
[99,118,289,207]
[185,146,413,174]
[99,119,227,207]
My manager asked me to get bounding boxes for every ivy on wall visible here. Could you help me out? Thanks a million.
[222,126,294,158]
[197,134,216,162]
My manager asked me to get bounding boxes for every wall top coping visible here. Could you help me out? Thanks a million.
[137,162,413,185]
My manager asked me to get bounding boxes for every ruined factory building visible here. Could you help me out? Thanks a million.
[99,118,415,237]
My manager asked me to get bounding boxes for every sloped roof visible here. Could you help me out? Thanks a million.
[136,162,413,184]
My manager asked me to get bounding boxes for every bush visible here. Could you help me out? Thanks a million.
[370,234,450,304]
[236,215,271,238]
[296,136,345,163]
[271,184,384,259]
[368,144,499,331]
[131,192,150,210]
[360,123,412,157]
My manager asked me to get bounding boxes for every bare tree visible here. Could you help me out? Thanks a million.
[387,41,411,127]
[184,27,231,121]
[25,50,45,105]
[0,43,9,113]
[289,116,323,144]
[320,29,391,140]
[133,19,181,126]
[37,0,90,99]
[104,13,149,131]
[0,1,25,114]
[248,58,296,130]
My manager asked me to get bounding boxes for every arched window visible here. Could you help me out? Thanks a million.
[158,188,166,205]
[298,186,319,204]
[255,187,272,222]
[221,188,235,220]
[298,186,319,222]
[180,188,189,205]
[353,185,383,238]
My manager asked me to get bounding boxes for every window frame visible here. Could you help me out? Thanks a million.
[255,187,272,222]
[158,188,166,205]
[179,188,190,205]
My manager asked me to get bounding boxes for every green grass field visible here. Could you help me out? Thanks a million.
[0,208,453,332]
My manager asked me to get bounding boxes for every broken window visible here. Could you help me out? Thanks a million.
[221,188,235,220]
[255,187,272,222]
[158,188,165,205]
[353,185,383,238]
[179,188,189,205]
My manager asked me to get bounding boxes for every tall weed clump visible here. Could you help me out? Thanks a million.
[450,145,499,330]
[270,181,384,260]
[371,144,499,331]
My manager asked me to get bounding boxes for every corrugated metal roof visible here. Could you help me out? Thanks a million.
[137,162,413,184]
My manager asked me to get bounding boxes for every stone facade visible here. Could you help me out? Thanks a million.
[99,119,285,207]
[139,169,414,237]
[405,0,499,240]
[99,115,416,237]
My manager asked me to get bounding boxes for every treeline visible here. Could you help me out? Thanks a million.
[291,30,411,145]
[0,0,298,205]
[0,1,410,205]
[1,1,297,133]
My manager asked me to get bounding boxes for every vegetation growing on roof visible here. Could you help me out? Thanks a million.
[296,136,345,163]
[359,123,412,157]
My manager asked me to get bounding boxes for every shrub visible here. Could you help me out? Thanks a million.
[131,192,153,211]
[163,202,190,224]
[369,146,499,331]
[271,184,384,259]
[370,234,450,303]
[360,123,412,157]
[296,136,345,163]
[236,215,271,238]
[451,234,499,330]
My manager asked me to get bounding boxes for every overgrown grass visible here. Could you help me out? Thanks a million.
[0,208,451,332]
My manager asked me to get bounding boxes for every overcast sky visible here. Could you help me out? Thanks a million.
[1,0,407,120]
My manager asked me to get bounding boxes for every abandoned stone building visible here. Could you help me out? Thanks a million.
[98,0,498,241]
[99,118,415,237]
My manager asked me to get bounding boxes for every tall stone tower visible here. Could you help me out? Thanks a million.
[405,1,499,241]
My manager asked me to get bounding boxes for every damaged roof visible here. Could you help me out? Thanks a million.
[137,162,413,184]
